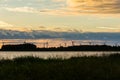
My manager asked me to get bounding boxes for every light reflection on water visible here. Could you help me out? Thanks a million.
[0,51,119,60]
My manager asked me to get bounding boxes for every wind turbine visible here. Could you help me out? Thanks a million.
[79,42,82,46]
[71,41,75,46]
[59,43,62,47]
[103,41,107,45]
[43,43,46,48]
[46,42,49,48]
[64,43,67,47]
[1,40,5,46]
[88,41,92,45]
[115,42,118,47]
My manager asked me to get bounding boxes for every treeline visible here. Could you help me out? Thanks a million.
[1,43,120,51]
[36,45,120,51]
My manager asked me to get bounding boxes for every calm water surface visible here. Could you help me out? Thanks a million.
[0,51,120,59]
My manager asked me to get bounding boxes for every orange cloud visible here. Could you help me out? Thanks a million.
[66,0,120,14]
[3,0,120,15]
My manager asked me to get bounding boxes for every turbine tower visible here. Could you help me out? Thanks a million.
[64,43,67,47]
[71,41,75,46]
[46,42,49,48]
[2,40,4,46]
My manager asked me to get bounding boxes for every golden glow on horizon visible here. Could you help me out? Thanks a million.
[0,39,107,48]
[0,19,120,32]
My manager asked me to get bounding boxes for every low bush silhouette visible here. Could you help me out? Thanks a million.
[0,54,120,80]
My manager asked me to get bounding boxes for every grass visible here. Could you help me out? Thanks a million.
[0,54,120,80]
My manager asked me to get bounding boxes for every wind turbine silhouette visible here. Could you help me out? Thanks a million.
[115,42,118,46]
[79,42,82,46]
[46,42,49,48]
[103,41,107,45]
[43,42,49,48]
[71,41,75,46]
[88,41,92,45]
[1,39,5,46]
[43,43,46,48]
[64,43,67,47]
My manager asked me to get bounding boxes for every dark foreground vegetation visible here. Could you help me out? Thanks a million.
[0,54,120,80]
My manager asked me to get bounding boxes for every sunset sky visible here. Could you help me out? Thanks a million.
[0,0,120,32]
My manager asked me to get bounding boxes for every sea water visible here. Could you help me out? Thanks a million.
[0,51,119,60]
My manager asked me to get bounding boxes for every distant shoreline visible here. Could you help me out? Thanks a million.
[0,43,120,51]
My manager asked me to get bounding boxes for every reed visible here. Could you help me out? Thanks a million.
[0,53,120,80]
